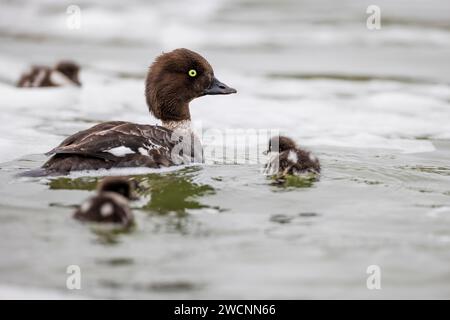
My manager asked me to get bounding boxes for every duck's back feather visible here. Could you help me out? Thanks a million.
[17,66,53,87]
[41,121,181,175]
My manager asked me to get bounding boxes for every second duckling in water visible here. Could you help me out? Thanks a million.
[74,176,135,227]
[17,60,81,88]
[264,136,320,179]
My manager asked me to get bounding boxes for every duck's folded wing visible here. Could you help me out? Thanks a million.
[46,121,127,155]
[46,122,177,161]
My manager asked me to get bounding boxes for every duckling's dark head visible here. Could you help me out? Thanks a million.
[98,176,133,200]
[55,60,81,86]
[266,136,297,153]
[146,48,237,122]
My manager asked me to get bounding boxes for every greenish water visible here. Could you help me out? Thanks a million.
[1,141,450,299]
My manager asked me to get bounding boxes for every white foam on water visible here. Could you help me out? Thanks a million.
[427,206,450,218]
[65,164,195,179]
[191,74,448,154]
[1,66,449,165]
[0,1,449,164]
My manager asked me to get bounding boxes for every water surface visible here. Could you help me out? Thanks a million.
[0,0,450,299]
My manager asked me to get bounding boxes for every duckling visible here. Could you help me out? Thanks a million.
[264,136,320,177]
[17,60,81,88]
[74,177,134,226]
[32,48,236,176]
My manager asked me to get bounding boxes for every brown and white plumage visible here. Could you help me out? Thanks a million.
[17,61,81,88]
[23,48,236,176]
[43,122,177,174]
[264,136,321,177]
[74,177,134,226]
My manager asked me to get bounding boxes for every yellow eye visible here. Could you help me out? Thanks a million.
[188,69,197,77]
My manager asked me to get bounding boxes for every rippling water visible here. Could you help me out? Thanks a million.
[0,0,450,299]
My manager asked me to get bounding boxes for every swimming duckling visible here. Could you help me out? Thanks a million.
[17,60,81,88]
[264,136,320,178]
[74,177,134,226]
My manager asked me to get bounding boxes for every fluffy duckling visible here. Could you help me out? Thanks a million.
[17,60,81,88]
[74,177,134,226]
[264,136,320,177]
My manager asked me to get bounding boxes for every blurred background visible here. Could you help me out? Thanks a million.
[0,0,450,299]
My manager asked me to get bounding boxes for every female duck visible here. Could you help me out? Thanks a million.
[35,48,236,175]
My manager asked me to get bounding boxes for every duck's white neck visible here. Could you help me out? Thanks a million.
[161,119,203,164]
[162,120,192,132]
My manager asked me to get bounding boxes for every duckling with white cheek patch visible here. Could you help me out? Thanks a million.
[74,177,134,227]
[264,136,320,178]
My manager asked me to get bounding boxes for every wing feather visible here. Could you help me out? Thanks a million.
[46,122,177,162]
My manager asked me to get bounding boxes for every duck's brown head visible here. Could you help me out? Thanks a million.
[55,60,81,86]
[98,176,134,200]
[265,136,297,154]
[145,48,236,122]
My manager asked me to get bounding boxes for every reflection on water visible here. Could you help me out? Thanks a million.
[46,166,218,242]
[47,166,217,215]
[269,174,317,190]
[139,168,216,215]
[1,143,450,298]
[48,177,98,190]
[90,224,136,245]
